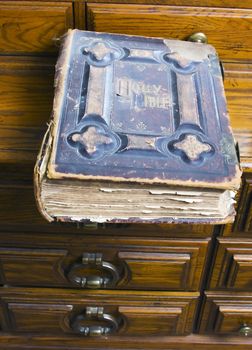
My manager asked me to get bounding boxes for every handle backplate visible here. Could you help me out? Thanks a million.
[70,307,121,336]
[67,253,121,289]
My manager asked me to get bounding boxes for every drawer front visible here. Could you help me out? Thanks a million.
[0,1,73,54]
[209,239,252,290]
[0,58,54,173]
[233,176,252,233]
[0,237,209,291]
[224,64,252,172]
[222,175,252,236]
[0,288,198,336]
[200,292,252,336]
[87,3,252,61]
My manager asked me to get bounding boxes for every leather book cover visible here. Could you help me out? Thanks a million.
[46,29,241,190]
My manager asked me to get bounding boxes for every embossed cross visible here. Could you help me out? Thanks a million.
[174,134,211,161]
[85,42,115,61]
[71,126,113,155]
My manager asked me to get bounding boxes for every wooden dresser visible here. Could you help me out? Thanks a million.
[0,0,252,348]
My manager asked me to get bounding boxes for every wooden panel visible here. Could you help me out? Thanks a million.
[0,248,68,286]
[87,4,252,61]
[200,292,252,335]
[83,0,252,7]
[0,238,209,290]
[234,177,252,232]
[74,2,86,30]
[0,1,73,54]
[209,239,252,290]
[222,175,252,236]
[0,57,54,128]
[0,288,198,336]
[224,63,252,171]
[1,335,252,350]
[0,57,54,175]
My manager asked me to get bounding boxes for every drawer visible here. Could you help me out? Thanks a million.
[0,288,199,336]
[1,335,252,350]
[200,292,252,336]
[0,235,210,291]
[225,63,252,173]
[0,1,73,54]
[0,57,54,129]
[222,175,252,236]
[209,238,252,291]
[0,57,54,172]
[87,3,252,61]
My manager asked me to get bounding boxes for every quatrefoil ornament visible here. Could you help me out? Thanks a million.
[68,119,122,160]
[164,133,215,164]
[82,40,126,67]
[173,134,211,161]
[71,126,113,156]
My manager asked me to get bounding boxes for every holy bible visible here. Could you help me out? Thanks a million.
[34,29,241,224]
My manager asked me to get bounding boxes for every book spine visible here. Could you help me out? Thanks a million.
[34,29,75,221]
[33,119,54,222]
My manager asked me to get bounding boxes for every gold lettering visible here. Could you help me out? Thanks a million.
[116,78,169,109]
[159,96,170,109]
[144,94,170,109]
[116,78,130,97]
[144,95,156,108]
[153,85,162,94]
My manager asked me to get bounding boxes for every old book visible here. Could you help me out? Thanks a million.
[34,29,241,224]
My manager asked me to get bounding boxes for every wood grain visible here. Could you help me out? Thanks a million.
[0,288,199,336]
[200,292,252,335]
[74,1,86,29]
[0,235,209,290]
[3,0,252,7]
[0,57,54,172]
[209,238,252,290]
[1,334,252,350]
[84,0,252,8]
[0,1,73,54]
[222,174,252,236]
[224,63,252,171]
[87,4,252,61]
[0,57,55,128]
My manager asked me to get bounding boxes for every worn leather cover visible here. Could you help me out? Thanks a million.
[47,29,241,190]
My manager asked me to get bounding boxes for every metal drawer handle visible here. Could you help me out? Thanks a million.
[239,324,252,336]
[67,253,120,289]
[70,307,120,336]
[187,32,208,44]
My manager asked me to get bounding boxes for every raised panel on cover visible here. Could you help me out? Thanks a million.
[0,288,198,336]
[209,239,252,290]
[87,4,252,61]
[52,30,238,187]
[200,292,252,335]
[0,239,209,291]
[0,1,73,54]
